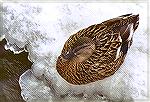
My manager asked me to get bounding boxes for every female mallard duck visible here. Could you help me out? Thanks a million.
[56,14,139,85]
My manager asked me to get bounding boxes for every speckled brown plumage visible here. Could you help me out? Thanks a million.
[56,14,139,85]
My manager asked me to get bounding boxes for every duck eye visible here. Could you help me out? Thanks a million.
[66,51,69,55]
[62,51,75,60]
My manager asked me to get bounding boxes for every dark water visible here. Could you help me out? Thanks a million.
[0,39,32,102]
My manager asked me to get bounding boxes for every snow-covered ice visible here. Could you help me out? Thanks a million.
[1,2,149,102]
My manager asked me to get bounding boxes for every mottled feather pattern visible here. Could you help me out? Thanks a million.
[56,14,139,85]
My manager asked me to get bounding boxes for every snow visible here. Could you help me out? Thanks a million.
[2,2,149,102]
